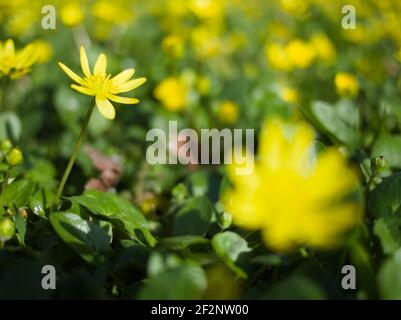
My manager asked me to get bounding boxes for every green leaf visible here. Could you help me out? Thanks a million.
[374,216,401,255]
[15,211,26,246]
[310,100,359,148]
[378,249,401,299]
[70,190,156,247]
[138,265,207,300]
[49,211,111,264]
[160,235,209,250]
[4,180,35,208]
[211,231,252,279]
[264,274,326,299]
[0,112,21,141]
[368,172,401,218]
[173,196,213,236]
[372,134,401,168]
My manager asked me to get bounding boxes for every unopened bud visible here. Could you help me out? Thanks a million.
[0,217,15,242]
[371,155,386,175]
[6,147,23,167]
[0,140,12,153]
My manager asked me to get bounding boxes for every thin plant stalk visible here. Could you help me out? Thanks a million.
[0,167,11,208]
[54,100,95,206]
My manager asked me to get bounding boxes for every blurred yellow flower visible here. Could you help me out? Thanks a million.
[335,72,359,97]
[310,33,336,64]
[154,76,188,111]
[217,100,239,124]
[196,75,211,95]
[280,0,309,16]
[60,2,84,27]
[58,46,146,120]
[189,0,225,20]
[279,86,298,103]
[286,39,316,69]
[0,39,38,79]
[223,119,361,251]
[32,40,52,63]
[92,0,133,24]
[265,43,292,71]
[162,34,185,59]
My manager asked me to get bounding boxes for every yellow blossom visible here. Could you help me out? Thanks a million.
[335,72,359,97]
[60,2,84,27]
[162,34,185,59]
[223,119,361,252]
[265,43,292,71]
[310,33,336,64]
[189,0,225,20]
[32,40,52,63]
[217,100,239,124]
[58,46,146,120]
[285,39,316,69]
[154,76,188,111]
[0,39,38,79]
[279,86,298,103]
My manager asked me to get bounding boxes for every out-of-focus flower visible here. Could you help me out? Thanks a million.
[162,34,185,59]
[191,26,224,58]
[0,39,38,79]
[223,119,361,251]
[265,43,292,71]
[92,0,133,24]
[60,2,84,27]
[310,33,336,64]
[217,100,239,124]
[154,76,188,111]
[196,75,210,95]
[189,0,225,20]
[32,40,53,63]
[279,86,298,103]
[285,39,316,69]
[203,264,239,299]
[58,46,146,120]
[279,0,309,16]
[335,72,359,97]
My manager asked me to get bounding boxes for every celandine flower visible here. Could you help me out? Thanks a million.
[58,46,146,120]
[223,119,362,252]
[0,39,38,79]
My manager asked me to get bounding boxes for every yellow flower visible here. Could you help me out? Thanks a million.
[310,33,336,64]
[223,119,361,252]
[0,39,38,79]
[285,39,316,69]
[189,0,225,20]
[335,72,359,97]
[32,40,52,63]
[279,86,298,103]
[60,2,84,27]
[217,100,239,124]
[58,46,146,120]
[154,76,188,111]
[162,34,185,59]
[265,43,292,71]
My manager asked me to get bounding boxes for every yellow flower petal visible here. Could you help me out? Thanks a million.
[58,62,84,85]
[71,84,93,96]
[4,39,15,55]
[80,46,91,78]
[94,53,107,75]
[107,94,140,104]
[96,96,115,119]
[112,77,147,93]
[110,68,135,85]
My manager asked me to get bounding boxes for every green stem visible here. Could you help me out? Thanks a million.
[0,78,10,112]
[54,100,95,206]
[0,167,11,208]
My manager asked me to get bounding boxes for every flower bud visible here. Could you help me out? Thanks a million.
[0,217,15,242]
[371,155,386,175]
[217,210,233,229]
[6,147,23,167]
[0,140,12,153]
